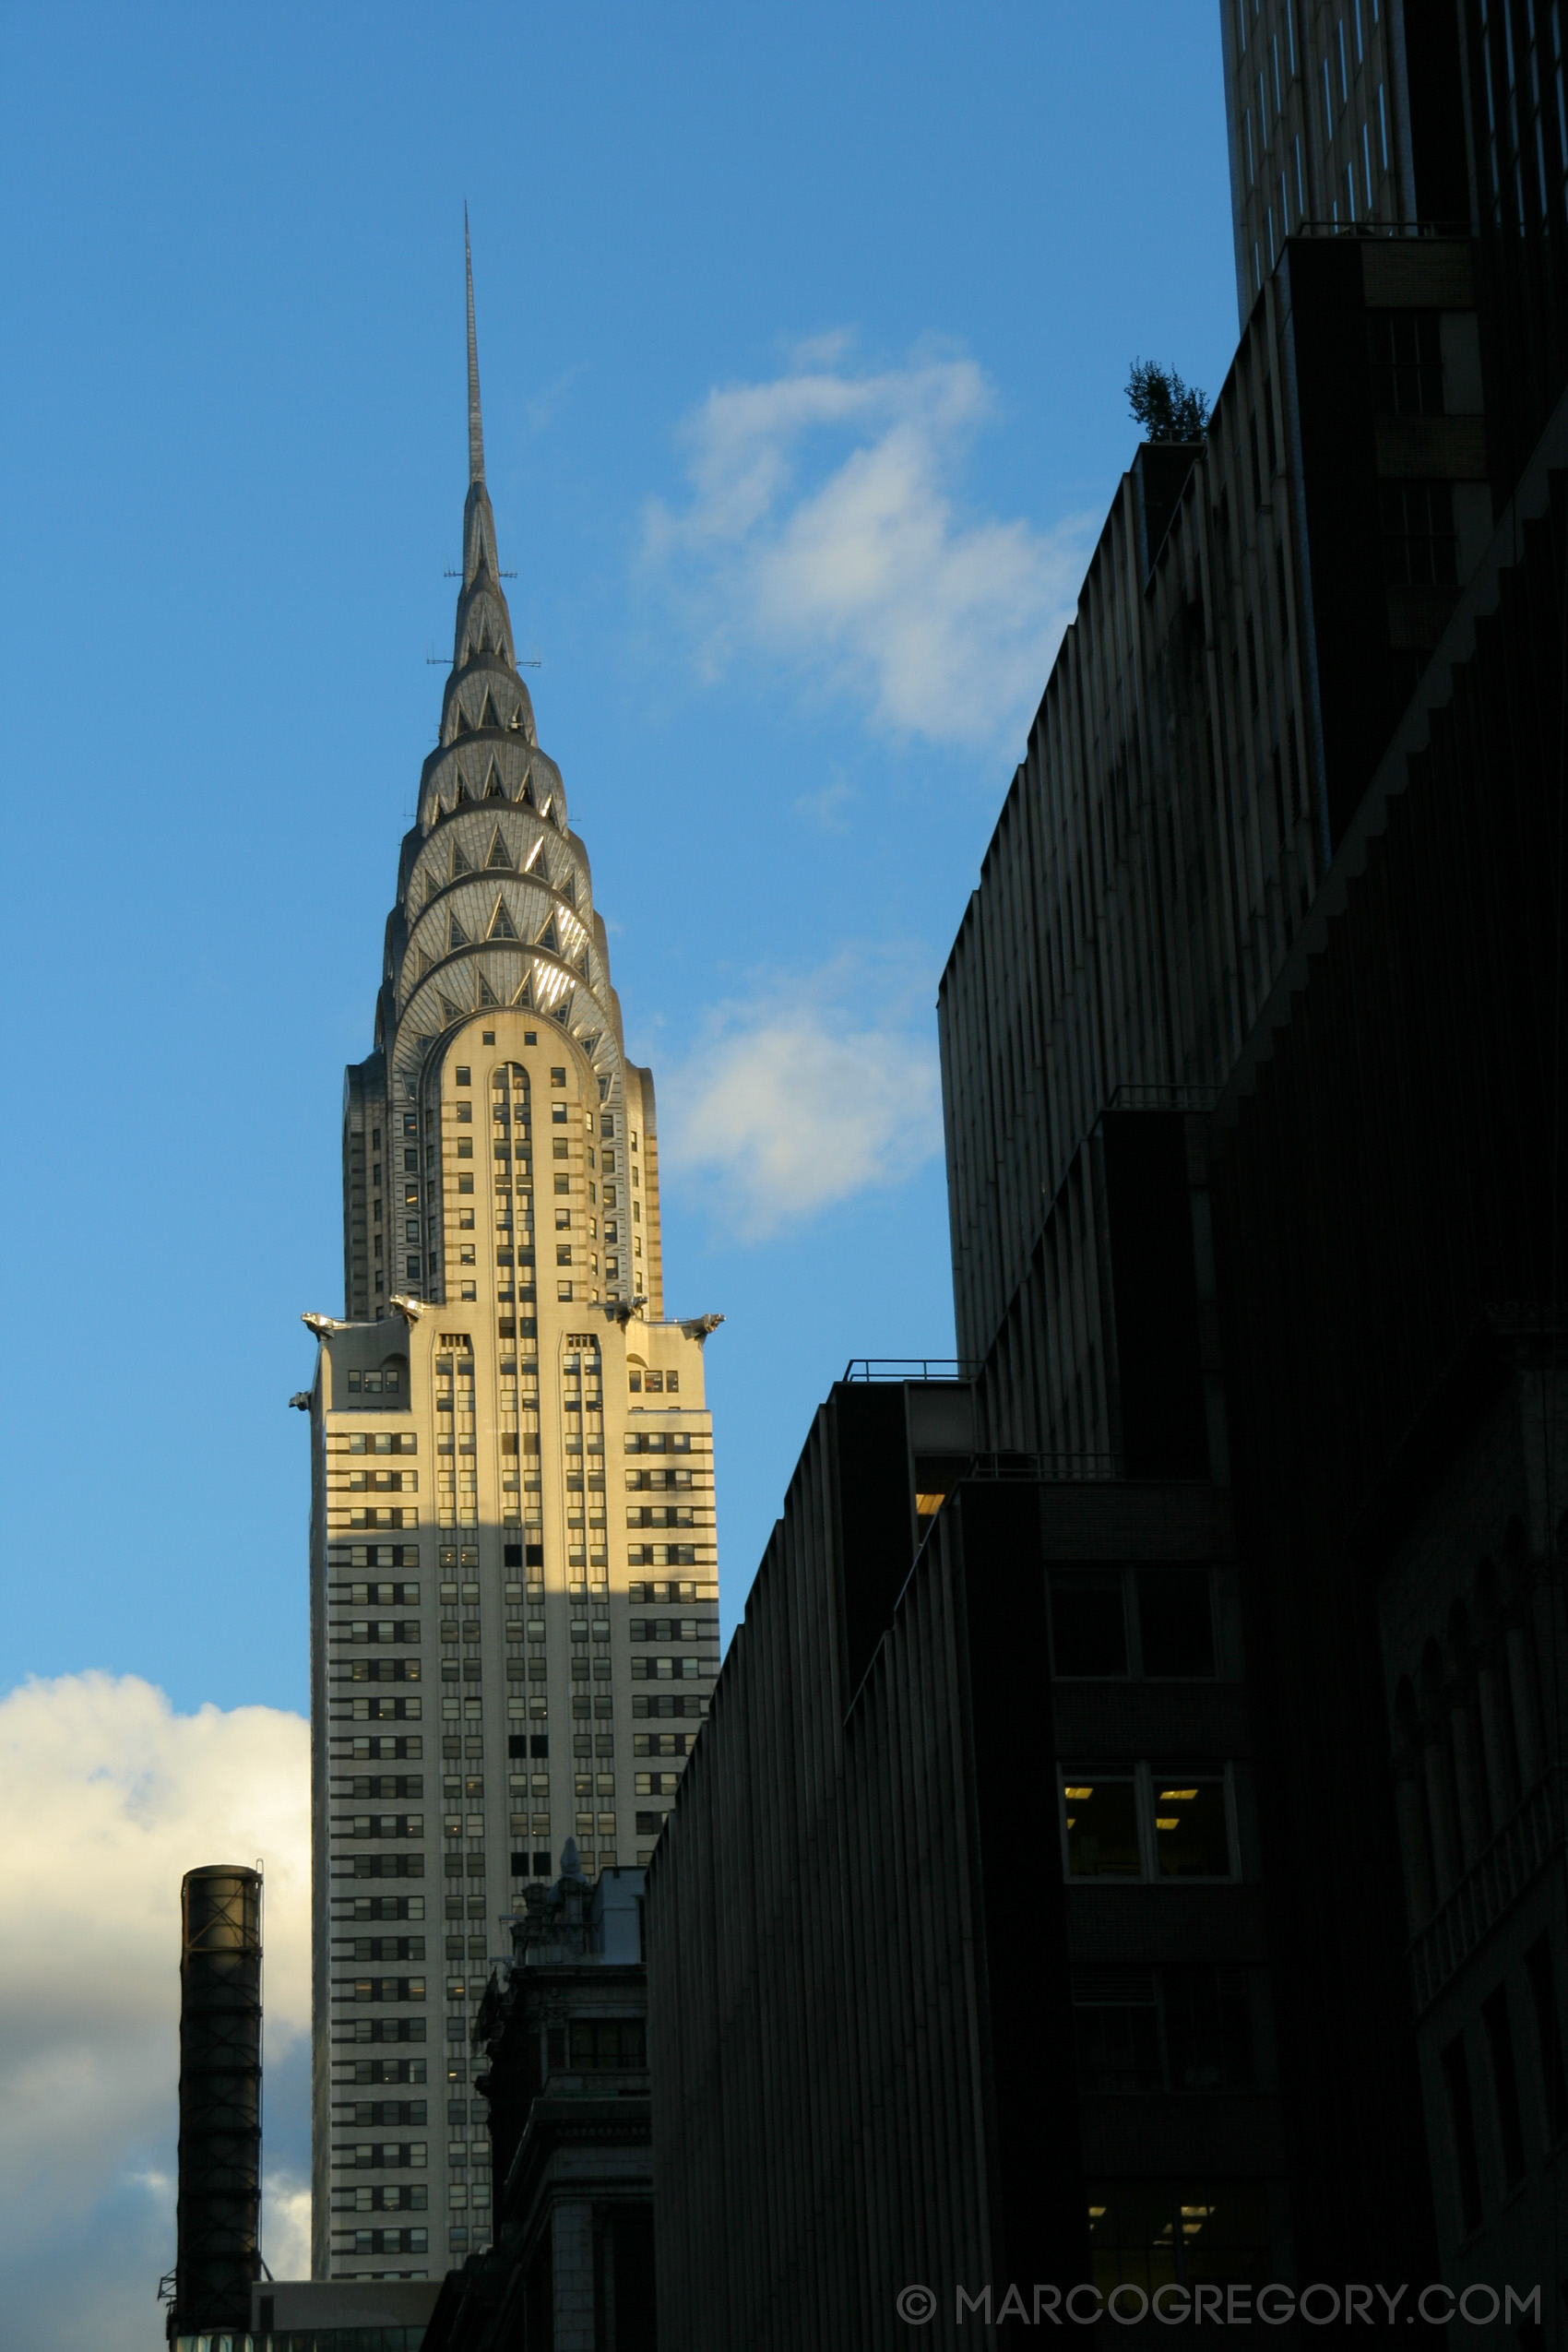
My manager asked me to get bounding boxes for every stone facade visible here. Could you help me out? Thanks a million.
[420,1861,654,2350]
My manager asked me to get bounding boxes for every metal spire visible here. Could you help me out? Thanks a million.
[465,205,485,486]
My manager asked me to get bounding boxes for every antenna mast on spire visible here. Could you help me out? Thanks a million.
[464,204,486,486]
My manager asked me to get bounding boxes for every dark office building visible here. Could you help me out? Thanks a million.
[648,1,1568,2340]
[940,226,1499,1456]
[1207,398,1568,2316]
[650,1370,1300,2344]
[1218,0,1469,322]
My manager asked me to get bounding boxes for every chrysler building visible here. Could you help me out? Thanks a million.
[300,226,721,2279]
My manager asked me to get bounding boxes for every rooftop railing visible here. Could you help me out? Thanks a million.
[1289,217,1472,238]
[172,2331,427,2352]
[966,1450,1124,1482]
[1105,1084,1221,1113]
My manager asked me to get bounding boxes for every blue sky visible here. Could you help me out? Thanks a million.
[0,8,1242,2339]
[0,4,1234,1709]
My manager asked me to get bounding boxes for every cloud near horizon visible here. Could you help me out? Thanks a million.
[659,954,943,1238]
[0,1673,310,2350]
[645,342,1089,750]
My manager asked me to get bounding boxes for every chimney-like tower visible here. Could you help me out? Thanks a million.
[170,1864,263,2340]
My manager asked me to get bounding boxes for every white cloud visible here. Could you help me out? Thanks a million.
[645,342,1089,748]
[522,361,587,434]
[266,2177,313,2279]
[792,777,853,833]
[659,955,942,1238]
[0,1673,309,2349]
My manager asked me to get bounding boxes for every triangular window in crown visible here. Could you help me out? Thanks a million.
[537,916,560,956]
[540,793,554,822]
[439,992,467,1028]
[522,836,544,875]
[452,838,473,876]
[454,707,472,738]
[576,949,591,980]
[509,703,525,731]
[519,768,537,810]
[485,826,510,870]
[447,913,469,951]
[489,895,518,941]
[511,975,533,1008]
[560,871,576,907]
[456,771,472,804]
[480,690,501,731]
[476,968,500,1006]
[484,760,505,801]
[554,992,573,1026]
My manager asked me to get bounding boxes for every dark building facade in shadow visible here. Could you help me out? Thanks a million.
[650,1374,1300,2340]
[422,1858,654,2351]
[646,3,1568,2342]
[1208,398,1568,2311]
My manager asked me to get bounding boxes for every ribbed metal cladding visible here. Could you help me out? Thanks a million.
[647,1397,1001,2351]
[172,1863,262,2338]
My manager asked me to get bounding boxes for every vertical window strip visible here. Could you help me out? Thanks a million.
[1363,119,1373,207]
[1347,160,1357,220]
[1287,0,1297,73]
[1355,0,1365,61]
[1508,5,1525,221]
[1378,81,1389,168]
[1323,56,1335,148]
[1296,130,1306,215]
[1338,18,1349,103]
